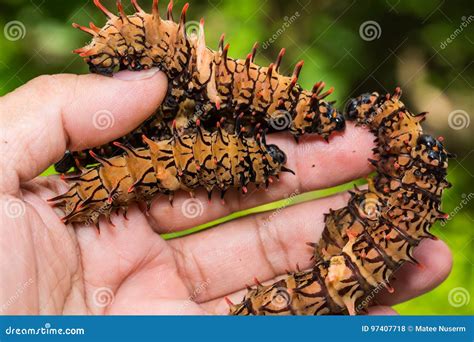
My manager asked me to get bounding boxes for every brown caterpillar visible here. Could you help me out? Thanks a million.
[49,121,293,225]
[229,88,452,315]
[54,114,169,173]
[71,0,345,138]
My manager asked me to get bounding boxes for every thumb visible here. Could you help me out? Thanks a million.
[0,69,168,194]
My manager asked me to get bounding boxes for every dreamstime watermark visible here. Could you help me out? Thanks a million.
[3,198,26,219]
[189,103,206,126]
[262,190,300,228]
[92,287,115,308]
[359,20,382,41]
[360,197,382,220]
[262,11,300,50]
[181,198,204,218]
[0,278,34,313]
[440,192,473,227]
[185,20,200,37]
[178,278,211,313]
[93,110,115,130]
[448,109,470,130]
[440,16,474,49]
[271,287,291,309]
[4,20,26,41]
[356,280,389,312]
[83,192,120,226]
[448,287,470,308]
[268,110,292,131]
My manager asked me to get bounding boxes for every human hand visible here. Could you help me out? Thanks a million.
[0,71,452,314]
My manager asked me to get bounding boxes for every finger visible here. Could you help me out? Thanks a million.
[373,239,452,306]
[168,195,452,305]
[148,122,374,232]
[169,193,349,302]
[0,69,167,194]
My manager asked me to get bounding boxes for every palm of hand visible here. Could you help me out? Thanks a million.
[0,73,451,316]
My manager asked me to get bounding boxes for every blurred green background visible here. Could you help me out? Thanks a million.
[0,0,472,315]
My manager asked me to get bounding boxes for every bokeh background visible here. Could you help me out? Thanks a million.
[0,0,472,314]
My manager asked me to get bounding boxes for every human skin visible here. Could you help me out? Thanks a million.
[0,69,452,314]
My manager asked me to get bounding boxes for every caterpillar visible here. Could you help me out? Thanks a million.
[49,121,293,225]
[71,0,345,139]
[229,88,452,315]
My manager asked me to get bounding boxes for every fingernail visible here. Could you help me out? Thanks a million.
[113,67,161,81]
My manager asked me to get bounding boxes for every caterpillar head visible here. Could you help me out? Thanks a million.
[73,1,157,75]
[291,102,345,140]
[266,144,295,176]
[317,104,346,139]
[416,134,450,168]
[267,144,287,165]
[344,92,380,124]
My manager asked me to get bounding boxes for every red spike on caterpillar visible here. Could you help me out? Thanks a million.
[116,0,129,23]
[72,23,97,36]
[167,0,174,21]
[274,48,286,71]
[250,42,258,62]
[230,88,452,315]
[50,127,291,225]
[131,0,144,13]
[152,0,160,18]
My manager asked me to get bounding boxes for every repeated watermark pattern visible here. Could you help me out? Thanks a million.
[0,0,471,319]
[359,20,382,41]
[92,287,115,308]
[92,109,115,130]
[448,109,470,130]
[181,198,204,218]
[262,11,300,50]
[3,198,26,219]
[4,20,26,41]
[447,287,470,308]
[440,15,474,49]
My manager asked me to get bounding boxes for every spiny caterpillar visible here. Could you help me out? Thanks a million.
[229,88,452,315]
[71,0,345,138]
[49,121,293,224]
